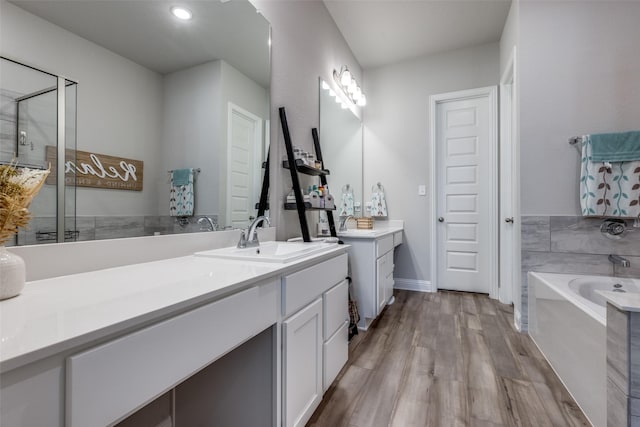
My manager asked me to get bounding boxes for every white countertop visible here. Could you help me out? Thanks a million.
[0,244,347,373]
[337,220,404,239]
[597,289,640,313]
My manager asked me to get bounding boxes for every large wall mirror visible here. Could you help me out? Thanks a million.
[319,78,362,218]
[0,0,270,246]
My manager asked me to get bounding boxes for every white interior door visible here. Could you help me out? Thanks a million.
[227,103,262,229]
[433,87,497,294]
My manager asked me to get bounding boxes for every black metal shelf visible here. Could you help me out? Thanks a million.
[282,159,330,176]
[279,107,338,242]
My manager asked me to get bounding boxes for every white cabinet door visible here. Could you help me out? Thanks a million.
[283,298,323,427]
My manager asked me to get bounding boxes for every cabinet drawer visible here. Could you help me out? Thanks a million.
[323,321,349,392]
[393,231,403,246]
[323,280,349,340]
[376,235,394,258]
[283,253,348,318]
[66,280,279,427]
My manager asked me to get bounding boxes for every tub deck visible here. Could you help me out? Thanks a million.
[529,271,606,427]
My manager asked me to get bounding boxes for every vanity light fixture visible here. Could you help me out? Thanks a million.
[170,6,193,20]
[333,66,366,107]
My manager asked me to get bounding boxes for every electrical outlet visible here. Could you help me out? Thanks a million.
[354,201,361,212]
[418,185,426,196]
[365,202,372,213]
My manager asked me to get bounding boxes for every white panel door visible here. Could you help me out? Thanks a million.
[435,91,495,293]
[227,103,262,229]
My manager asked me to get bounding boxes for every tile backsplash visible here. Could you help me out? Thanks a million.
[520,215,640,330]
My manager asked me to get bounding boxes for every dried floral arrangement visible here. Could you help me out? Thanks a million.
[0,164,50,245]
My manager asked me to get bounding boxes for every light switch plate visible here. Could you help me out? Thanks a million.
[418,185,426,196]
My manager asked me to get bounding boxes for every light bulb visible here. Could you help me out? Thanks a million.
[335,95,342,104]
[341,102,349,109]
[321,80,330,90]
[329,89,336,97]
[357,94,366,106]
[348,79,357,93]
[170,6,193,20]
[340,69,352,86]
[353,90,361,101]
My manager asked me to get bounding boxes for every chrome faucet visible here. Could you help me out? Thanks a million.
[338,215,355,232]
[609,254,631,268]
[197,216,217,231]
[237,216,270,248]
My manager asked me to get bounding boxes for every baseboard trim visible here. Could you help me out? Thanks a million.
[394,278,435,293]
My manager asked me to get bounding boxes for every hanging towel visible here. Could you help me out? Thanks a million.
[371,183,388,217]
[590,131,640,162]
[170,168,194,217]
[339,184,355,217]
[580,137,640,217]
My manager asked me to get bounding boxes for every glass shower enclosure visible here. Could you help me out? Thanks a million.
[0,56,77,246]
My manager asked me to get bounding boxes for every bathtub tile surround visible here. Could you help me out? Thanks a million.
[521,215,640,331]
[550,216,640,256]
[521,216,550,252]
[13,214,219,245]
[95,216,145,240]
[605,303,640,427]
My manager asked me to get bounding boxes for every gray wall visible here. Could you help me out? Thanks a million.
[252,0,363,241]
[161,61,222,217]
[519,0,640,216]
[362,43,500,284]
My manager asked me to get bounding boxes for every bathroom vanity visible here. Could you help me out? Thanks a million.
[338,221,403,330]
[0,239,349,427]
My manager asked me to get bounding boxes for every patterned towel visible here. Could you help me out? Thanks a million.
[170,168,194,216]
[371,183,388,217]
[580,136,640,217]
[339,185,355,217]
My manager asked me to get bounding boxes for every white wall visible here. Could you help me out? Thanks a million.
[251,0,362,240]
[519,0,640,216]
[161,61,222,216]
[0,0,164,217]
[363,43,500,284]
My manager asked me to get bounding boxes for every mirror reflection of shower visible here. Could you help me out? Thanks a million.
[0,56,77,246]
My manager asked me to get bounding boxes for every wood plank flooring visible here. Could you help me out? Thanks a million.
[307,290,590,427]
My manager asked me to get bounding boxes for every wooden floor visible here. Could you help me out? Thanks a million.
[307,290,590,427]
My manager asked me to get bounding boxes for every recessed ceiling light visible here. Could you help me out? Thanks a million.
[171,6,192,20]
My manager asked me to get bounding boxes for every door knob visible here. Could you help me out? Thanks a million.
[438,217,444,222]
[505,217,514,223]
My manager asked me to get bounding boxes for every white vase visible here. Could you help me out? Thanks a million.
[0,246,26,300]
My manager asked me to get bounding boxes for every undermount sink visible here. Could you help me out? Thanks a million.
[194,241,336,263]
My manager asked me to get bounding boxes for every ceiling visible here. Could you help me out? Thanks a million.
[324,0,512,69]
[9,0,271,87]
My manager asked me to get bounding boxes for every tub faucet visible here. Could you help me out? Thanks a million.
[338,215,355,232]
[238,216,270,248]
[197,216,217,231]
[609,254,630,268]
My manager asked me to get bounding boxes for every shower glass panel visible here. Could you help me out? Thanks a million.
[0,57,77,246]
